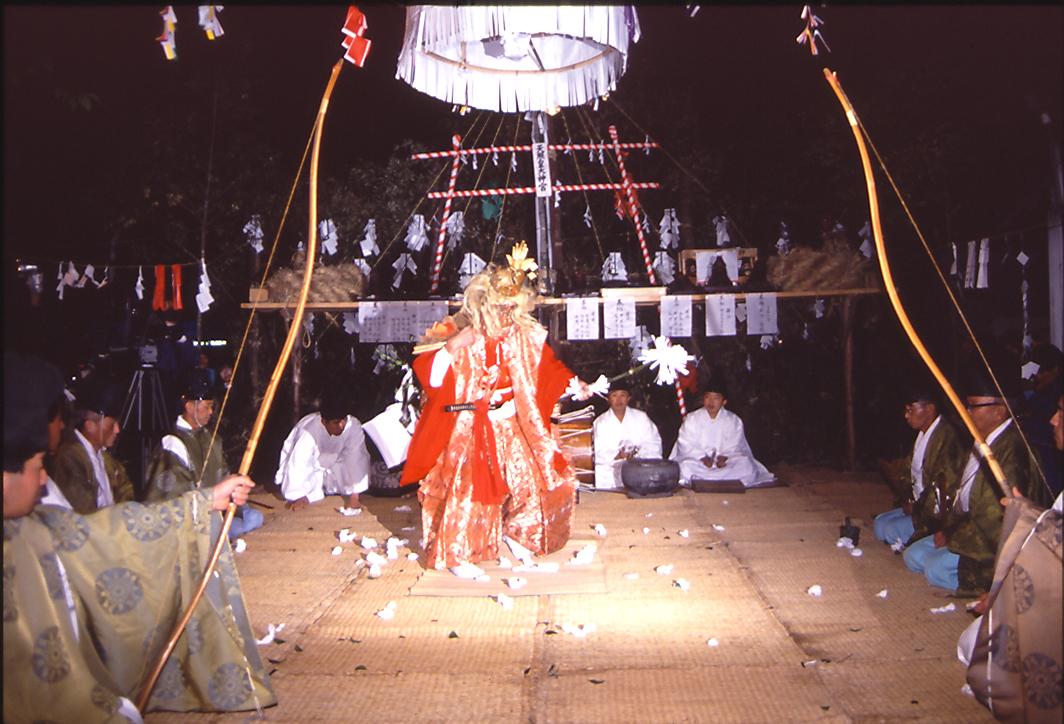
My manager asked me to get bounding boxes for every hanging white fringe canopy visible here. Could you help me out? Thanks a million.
[395,5,641,114]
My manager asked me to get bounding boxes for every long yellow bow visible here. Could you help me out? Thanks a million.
[136,59,345,710]
[822,67,1010,498]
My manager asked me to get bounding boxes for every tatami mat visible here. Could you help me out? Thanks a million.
[145,467,995,723]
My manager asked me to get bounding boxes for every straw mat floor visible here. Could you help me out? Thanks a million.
[147,464,993,723]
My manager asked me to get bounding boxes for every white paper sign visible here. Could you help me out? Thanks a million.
[694,249,739,284]
[603,298,636,339]
[745,293,779,335]
[415,301,448,339]
[660,295,693,338]
[705,294,737,336]
[566,298,600,340]
[531,142,552,198]
[386,302,421,343]
[358,302,386,343]
[964,240,977,288]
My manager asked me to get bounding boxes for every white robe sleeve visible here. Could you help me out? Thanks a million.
[429,347,454,388]
[335,419,371,495]
[280,430,328,503]
[636,411,663,459]
[670,413,705,462]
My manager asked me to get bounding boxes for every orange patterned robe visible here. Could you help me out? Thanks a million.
[401,323,577,569]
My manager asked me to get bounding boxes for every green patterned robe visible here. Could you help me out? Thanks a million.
[145,425,229,503]
[945,422,1040,592]
[907,417,968,544]
[2,491,275,721]
[50,437,135,514]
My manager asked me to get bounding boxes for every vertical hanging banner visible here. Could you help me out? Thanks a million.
[705,294,737,336]
[532,142,552,198]
[660,295,693,338]
[976,237,990,289]
[745,293,779,335]
[565,298,600,340]
[603,298,636,340]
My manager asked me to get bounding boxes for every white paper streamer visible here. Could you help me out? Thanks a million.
[458,252,487,289]
[392,253,418,289]
[341,311,359,335]
[858,220,873,258]
[601,252,628,282]
[950,243,958,277]
[360,219,380,257]
[976,237,989,288]
[244,215,264,254]
[405,215,429,252]
[318,218,339,256]
[776,221,791,256]
[964,240,977,288]
[444,211,465,250]
[659,208,680,249]
[652,251,676,285]
[134,266,145,301]
[195,258,214,313]
[713,215,730,247]
[197,4,224,38]
[583,205,593,228]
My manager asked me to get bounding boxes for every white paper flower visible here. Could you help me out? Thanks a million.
[706,637,720,647]
[331,546,343,556]
[876,589,888,599]
[678,529,690,538]
[234,538,247,553]
[674,578,690,592]
[593,523,608,537]
[807,584,822,597]
[655,564,674,575]
[638,336,695,386]
[850,548,863,558]
[376,601,397,620]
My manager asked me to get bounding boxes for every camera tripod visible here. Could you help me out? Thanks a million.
[118,367,171,496]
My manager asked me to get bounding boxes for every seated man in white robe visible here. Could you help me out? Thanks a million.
[276,396,371,511]
[592,381,662,489]
[669,380,775,488]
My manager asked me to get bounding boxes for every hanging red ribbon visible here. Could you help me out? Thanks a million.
[171,264,183,310]
[153,265,167,310]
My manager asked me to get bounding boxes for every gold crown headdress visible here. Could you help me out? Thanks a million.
[490,241,538,297]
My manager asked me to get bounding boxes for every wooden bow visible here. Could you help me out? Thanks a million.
[822,67,1009,498]
[136,59,345,711]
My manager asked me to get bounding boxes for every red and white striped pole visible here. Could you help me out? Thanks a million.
[429,133,462,294]
[675,380,687,416]
[608,125,656,285]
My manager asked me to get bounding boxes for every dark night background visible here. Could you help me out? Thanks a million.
[3,4,1062,486]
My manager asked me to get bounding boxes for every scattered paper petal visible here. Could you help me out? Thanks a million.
[593,523,608,536]
[802,659,819,668]
[674,578,691,592]
[890,539,906,553]
[655,564,674,575]
[876,589,888,599]
[368,564,382,579]
[722,500,730,506]
[338,528,359,543]
[624,572,640,580]
[850,548,863,558]
[642,527,651,535]
[706,637,720,647]
[361,536,378,550]
[233,537,247,553]
[645,513,654,518]
[498,556,513,569]
[365,551,388,567]
[400,526,416,532]
[567,543,598,566]
[494,593,514,609]
[712,524,726,532]
[331,546,343,556]
[929,603,956,614]
[678,529,690,538]
[337,506,362,517]
[256,623,286,646]
[394,505,412,512]
[376,601,397,620]
[560,622,597,638]
[506,577,528,590]
[836,536,855,549]
[406,552,418,561]
[807,584,823,597]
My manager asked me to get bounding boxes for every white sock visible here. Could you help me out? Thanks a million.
[503,535,534,565]
[450,562,487,580]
